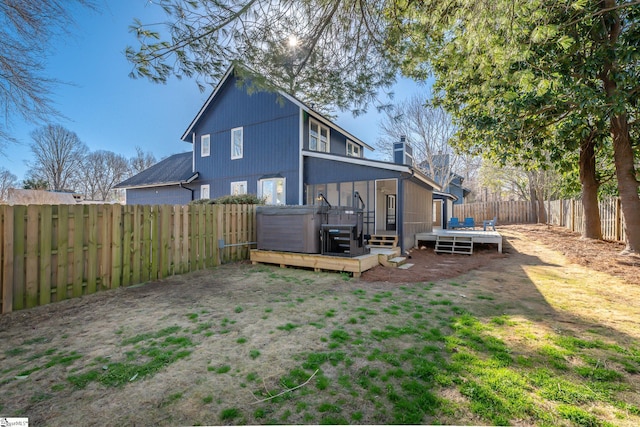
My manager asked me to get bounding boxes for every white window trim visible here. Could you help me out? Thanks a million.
[309,118,330,153]
[231,127,243,160]
[201,134,210,157]
[258,177,286,205]
[200,184,210,200]
[230,181,247,195]
[347,140,361,158]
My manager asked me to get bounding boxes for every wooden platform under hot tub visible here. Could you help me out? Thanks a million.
[250,247,401,278]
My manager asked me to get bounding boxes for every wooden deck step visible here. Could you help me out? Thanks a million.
[388,256,407,267]
[368,235,398,248]
[434,235,473,255]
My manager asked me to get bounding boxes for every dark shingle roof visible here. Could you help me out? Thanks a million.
[115,152,197,189]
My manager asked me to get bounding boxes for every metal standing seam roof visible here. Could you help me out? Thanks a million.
[115,152,197,189]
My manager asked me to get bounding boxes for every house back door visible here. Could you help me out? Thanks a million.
[385,194,396,231]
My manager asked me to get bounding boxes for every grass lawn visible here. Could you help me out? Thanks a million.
[0,228,639,426]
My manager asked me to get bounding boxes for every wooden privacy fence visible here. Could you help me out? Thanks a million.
[1,204,257,314]
[453,201,536,225]
[454,198,627,242]
[546,197,626,242]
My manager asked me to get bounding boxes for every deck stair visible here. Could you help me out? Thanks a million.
[368,235,398,248]
[374,248,411,269]
[435,235,473,255]
[388,256,408,267]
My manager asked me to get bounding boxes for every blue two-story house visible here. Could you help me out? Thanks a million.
[116,65,438,251]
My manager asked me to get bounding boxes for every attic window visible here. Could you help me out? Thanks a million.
[309,119,329,153]
[347,140,361,157]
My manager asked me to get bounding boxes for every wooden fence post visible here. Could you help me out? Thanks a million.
[72,204,85,297]
[13,205,26,310]
[121,206,132,286]
[2,205,14,314]
[39,205,53,306]
[87,205,98,294]
[160,205,171,279]
[616,197,622,242]
[25,205,40,308]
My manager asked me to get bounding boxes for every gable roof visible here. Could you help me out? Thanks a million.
[180,64,374,151]
[115,152,198,189]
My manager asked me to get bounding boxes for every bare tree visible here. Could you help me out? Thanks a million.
[28,124,87,191]
[77,150,130,201]
[0,167,17,200]
[479,159,563,222]
[0,0,95,147]
[376,94,477,191]
[129,146,156,175]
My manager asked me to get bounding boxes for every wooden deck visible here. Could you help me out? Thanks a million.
[415,230,503,253]
[250,247,400,277]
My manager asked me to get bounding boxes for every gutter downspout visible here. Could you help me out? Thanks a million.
[180,182,194,201]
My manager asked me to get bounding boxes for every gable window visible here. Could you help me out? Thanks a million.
[309,119,330,153]
[231,181,247,195]
[347,140,361,157]
[258,177,285,205]
[231,127,243,159]
[200,184,210,200]
[201,134,210,157]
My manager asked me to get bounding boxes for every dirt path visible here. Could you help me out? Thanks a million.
[0,224,638,426]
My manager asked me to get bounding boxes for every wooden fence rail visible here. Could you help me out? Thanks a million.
[1,204,257,314]
[454,197,627,242]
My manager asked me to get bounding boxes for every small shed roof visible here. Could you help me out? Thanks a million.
[115,152,198,189]
[6,189,77,205]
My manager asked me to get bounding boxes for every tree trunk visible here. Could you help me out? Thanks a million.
[528,173,539,223]
[601,0,640,254]
[536,186,546,224]
[579,134,602,240]
[610,114,640,253]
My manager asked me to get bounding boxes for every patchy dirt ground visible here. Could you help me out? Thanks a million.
[362,224,640,286]
[506,224,640,286]
[0,224,639,426]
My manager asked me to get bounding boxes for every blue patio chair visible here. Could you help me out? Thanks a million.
[447,217,460,229]
[483,216,497,231]
[463,217,475,229]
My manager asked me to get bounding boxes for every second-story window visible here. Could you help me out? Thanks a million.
[201,134,210,157]
[309,119,329,153]
[347,140,361,157]
[231,127,243,159]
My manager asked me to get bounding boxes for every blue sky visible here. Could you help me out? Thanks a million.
[1,0,425,183]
